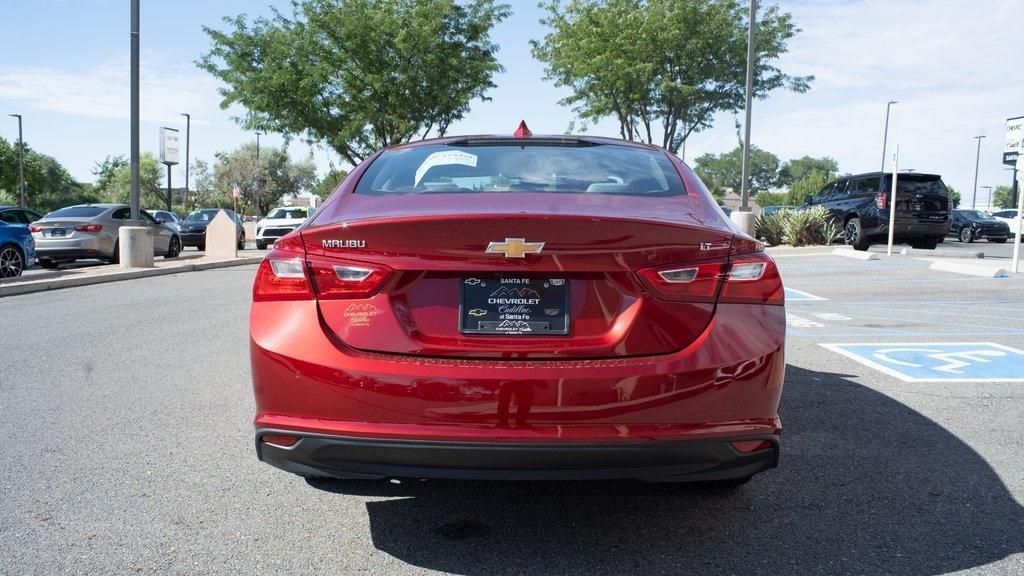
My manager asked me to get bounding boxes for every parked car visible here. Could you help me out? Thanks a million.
[30,204,181,268]
[255,206,314,250]
[251,132,785,486]
[759,205,793,216]
[0,206,41,278]
[145,209,181,232]
[990,209,1022,237]
[949,209,1010,243]
[179,209,246,251]
[802,172,950,250]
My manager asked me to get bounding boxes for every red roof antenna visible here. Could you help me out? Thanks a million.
[513,120,533,139]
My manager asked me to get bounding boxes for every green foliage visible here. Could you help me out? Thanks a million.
[531,0,811,152]
[784,171,831,205]
[755,206,840,247]
[93,153,165,209]
[945,184,960,209]
[213,144,317,215]
[776,156,837,187]
[0,136,98,213]
[0,189,16,206]
[313,168,349,200]
[694,145,779,196]
[993,185,1015,209]
[200,0,510,165]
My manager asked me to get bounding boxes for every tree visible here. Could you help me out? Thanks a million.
[945,185,960,209]
[199,0,510,165]
[213,144,317,216]
[694,145,779,197]
[776,155,837,188]
[992,185,1015,209]
[313,168,349,200]
[93,153,165,209]
[0,136,98,213]
[531,0,811,153]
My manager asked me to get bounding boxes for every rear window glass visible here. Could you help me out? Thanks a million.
[45,206,106,218]
[883,175,948,196]
[267,208,310,219]
[355,142,684,197]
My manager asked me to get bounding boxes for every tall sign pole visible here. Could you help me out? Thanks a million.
[159,127,180,212]
[880,101,897,173]
[180,113,191,213]
[8,114,24,207]
[738,0,757,213]
[130,0,140,224]
[1012,145,1024,274]
[971,135,985,209]
[887,144,899,257]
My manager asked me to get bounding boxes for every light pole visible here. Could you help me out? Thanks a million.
[738,0,757,214]
[130,0,140,224]
[180,113,190,213]
[8,114,24,208]
[254,132,263,217]
[971,135,985,209]
[880,101,898,173]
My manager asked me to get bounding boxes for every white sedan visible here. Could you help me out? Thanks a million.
[255,207,314,249]
[991,209,1022,237]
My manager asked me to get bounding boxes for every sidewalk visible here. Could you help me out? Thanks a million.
[0,253,263,298]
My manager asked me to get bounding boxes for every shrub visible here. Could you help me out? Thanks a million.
[755,206,841,247]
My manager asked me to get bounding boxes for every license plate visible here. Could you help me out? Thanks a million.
[459,276,569,335]
[50,228,66,237]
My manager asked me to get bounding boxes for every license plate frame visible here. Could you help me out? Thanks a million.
[459,276,570,336]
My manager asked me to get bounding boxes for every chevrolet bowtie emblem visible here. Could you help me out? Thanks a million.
[485,237,545,258]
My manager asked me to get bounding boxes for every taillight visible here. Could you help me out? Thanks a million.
[637,260,726,303]
[74,224,102,233]
[307,256,391,300]
[29,225,42,233]
[875,191,888,210]
[719,253,784,305]
[638,253,783,305]
[252,249,391,302]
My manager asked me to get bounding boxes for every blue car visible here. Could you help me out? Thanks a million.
[0,206,41,278]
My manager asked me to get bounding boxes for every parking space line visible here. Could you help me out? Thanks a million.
[784,288,828,301]
[820,342,1024,382]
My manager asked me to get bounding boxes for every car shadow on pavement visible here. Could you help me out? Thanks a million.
[307,365,1024,575]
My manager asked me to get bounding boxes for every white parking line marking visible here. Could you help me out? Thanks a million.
[812,312,852,321]
[820,342,1024,382]
[785,288,828,301]
[787,314,825,328]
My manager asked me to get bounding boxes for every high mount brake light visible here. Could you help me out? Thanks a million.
[639,253,783,305]
[253,251,391,302]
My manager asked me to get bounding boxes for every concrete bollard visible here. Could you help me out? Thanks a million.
[119,226,154,268]
[729,210,756,236]
[205,210,238,259]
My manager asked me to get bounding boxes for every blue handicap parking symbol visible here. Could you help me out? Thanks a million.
[821,342,1024,382]
[785,288,827,301]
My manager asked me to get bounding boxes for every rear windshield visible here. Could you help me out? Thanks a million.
[185,210,222,223]
[44,206,106,218]
[355,142,684,197]
[883,175,948,196]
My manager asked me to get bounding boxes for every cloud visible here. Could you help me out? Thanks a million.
[0,55,225,125]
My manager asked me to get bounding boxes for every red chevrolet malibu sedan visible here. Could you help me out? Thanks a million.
[250,130,785,485]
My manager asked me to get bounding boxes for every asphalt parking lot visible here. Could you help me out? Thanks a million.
[2,252,1023,575]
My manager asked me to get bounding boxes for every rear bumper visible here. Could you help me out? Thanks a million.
[255,429,779,482]
[179,232,206,246]
[864,220,949,238]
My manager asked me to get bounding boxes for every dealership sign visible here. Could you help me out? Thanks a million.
[1005,115,1023,166]
[160,127,180,166]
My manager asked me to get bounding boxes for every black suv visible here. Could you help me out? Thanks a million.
[802,172,950,250]
[949,209,1010,243]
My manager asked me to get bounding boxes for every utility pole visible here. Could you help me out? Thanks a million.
[180,113,190,213]
[738,0,757,214]
[8,114,24,208]
[880,101,898,173]
[971,135,985,209]
[130,0,140,223]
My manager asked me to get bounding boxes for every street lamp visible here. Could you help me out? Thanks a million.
[129,0,140,224]
[8,114,24,208]
[180,113,190,212]
[738,0,757,215]
[880,101,898,173]
[972,135,985,209]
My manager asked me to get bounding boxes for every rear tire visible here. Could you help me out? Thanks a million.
[910,237,938,250]
[238,233,246,250]
[109,241,120,264]
[844,217,870,251]
[165,236,181,258]
[959,227,974,243]
[0,244,25,278]
[256,241,267,250]
[197,242,205,252]
[991,238,1007,243]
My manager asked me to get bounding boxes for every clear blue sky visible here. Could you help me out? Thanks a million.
[0,0,1019,207]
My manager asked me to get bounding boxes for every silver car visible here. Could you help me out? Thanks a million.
[31,204,181,269]
[145,209,182,232]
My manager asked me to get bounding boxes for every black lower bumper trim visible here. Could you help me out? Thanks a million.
[255,429,779,482]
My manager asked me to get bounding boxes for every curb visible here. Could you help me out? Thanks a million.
[0,256,263,298]
[832,248,878,260]
[927,260,1009,278]
[900,247,985,259]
